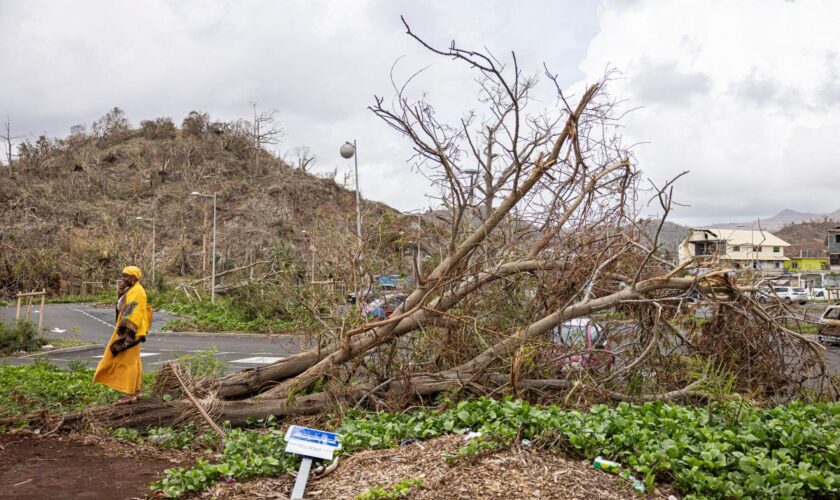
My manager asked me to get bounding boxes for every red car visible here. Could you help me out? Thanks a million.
[549,317,614,372]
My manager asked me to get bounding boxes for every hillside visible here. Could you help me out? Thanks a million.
[708,208,840,231]
[774,220,837,257]
[0,109,400,296]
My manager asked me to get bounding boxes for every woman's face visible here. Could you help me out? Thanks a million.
[120,274,137,289]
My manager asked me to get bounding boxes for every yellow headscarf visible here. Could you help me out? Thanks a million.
[122,266,143,280]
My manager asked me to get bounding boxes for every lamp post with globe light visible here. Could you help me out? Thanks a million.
[340,141,362,242]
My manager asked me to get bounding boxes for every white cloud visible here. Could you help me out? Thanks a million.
[5,0,835,225]
[579,0,840,225]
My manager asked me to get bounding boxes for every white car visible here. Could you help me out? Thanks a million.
[771,286,808,304]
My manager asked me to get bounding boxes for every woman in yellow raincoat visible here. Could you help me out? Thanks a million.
[93,266,153,404]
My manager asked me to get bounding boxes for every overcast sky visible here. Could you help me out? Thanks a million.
[2,0,838,226]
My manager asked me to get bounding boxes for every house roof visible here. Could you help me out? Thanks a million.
[686,228,790,247]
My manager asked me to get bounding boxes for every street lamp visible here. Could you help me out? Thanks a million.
[462,168,479,206]
[309,243,317,283]
[190,191,217,304]
[340,141,362,242]
[133,216,156,289]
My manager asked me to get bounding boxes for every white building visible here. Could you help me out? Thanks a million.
[677,228,790,273]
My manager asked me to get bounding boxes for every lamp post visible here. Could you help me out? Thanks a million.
[190,191,217,303]
[462,169,479,206]
[340,141,362,242]
[309,243,316,283]
[134,216,156,289]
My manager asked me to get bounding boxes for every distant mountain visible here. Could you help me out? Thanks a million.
[706,209,840,231]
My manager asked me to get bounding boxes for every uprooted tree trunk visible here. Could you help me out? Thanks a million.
[58,19,834,432]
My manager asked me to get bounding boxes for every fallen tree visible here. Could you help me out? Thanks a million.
[59,18,834,431]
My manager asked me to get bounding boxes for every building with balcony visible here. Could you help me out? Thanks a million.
[677,228,790,273]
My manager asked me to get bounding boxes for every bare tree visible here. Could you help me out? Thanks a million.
[285,146,316,173]
[249,101,283,176]
[1,116,20,175]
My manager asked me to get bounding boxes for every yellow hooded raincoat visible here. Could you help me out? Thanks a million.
[93,279,153,394]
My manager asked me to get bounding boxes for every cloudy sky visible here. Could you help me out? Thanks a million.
[2,0,838,225]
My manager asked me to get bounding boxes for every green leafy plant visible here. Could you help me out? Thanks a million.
[150,428,298,498]
[338,398,840,499]
[111,427,143,443]
[0,361,156,419]
[356,478,424,499]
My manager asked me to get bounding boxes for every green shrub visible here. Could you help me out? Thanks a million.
[0,320,44,355]
[0,360,156,419]
[150,288,313,334]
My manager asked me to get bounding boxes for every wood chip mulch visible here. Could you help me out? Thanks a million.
[205,435,677,499]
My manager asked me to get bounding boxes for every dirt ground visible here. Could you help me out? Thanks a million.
[0,433,190,500]
[206,435,676,499]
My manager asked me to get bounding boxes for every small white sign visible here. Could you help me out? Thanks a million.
[284,425,341,461]
[230,356,284,364]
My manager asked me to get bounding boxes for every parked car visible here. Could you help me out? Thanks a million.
[773,286,808,304]
[548,317,614,372]
[757,286,808,304]
[365,292,409,320]
[817,305,840,346]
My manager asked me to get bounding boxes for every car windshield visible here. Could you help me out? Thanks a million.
[556,323,587,349]
[775,287,788,292]
[824,308,840,321]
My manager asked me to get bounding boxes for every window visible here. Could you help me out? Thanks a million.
[694,241,722,256]
[775,262,782,269]
[835,235,840,244]
[792,262,799,269]
[732,245,741,252]
[825,307,840,321]
[753,246,762,253]
[773,246,780,253]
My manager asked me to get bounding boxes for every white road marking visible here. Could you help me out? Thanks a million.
[230,356,285,364]
[72,308,114,329]
[51,328,67,334]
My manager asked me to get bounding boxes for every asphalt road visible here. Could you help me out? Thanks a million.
[0,303,310,374]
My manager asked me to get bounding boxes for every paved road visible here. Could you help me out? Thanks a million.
[0,303,310,374]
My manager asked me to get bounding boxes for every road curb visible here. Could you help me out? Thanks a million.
[150,330,278,338]
[20,344,101,358]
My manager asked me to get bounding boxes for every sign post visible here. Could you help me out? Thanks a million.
[284,425,341,500]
